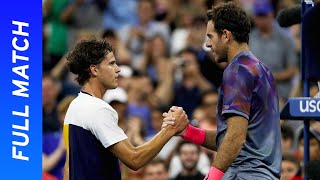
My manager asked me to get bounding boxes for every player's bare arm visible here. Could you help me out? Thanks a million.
[212,115,248,172]
[109,107,188,170]
[162,107,217,151]
[202,130,217,151]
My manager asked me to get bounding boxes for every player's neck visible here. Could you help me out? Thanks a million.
[228,42,250,63]
[81,81,106,99]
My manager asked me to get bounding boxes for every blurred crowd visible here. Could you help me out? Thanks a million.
[42,0,320,180]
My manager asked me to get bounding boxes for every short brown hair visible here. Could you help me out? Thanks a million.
[207,2,251,43]
[66,39,113,86]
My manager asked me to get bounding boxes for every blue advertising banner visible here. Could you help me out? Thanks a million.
[281,97,320,120]
[0,1,42,179]
[289,98,320,118]
[280,97,320,120]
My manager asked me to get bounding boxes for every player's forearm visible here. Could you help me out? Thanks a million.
[181,125,217,151]
[212,131,246,172]
[202,130,217,151]
[130,127,175,170]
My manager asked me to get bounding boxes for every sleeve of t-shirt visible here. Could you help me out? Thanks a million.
[89,107,128,148]
[221,63,254,120]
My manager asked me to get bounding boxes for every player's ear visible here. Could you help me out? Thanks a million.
[89,64,98,76]
[222,29,232,43]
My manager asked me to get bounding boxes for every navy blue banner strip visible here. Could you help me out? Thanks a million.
[289,98,320,117]
[0,1,42,179]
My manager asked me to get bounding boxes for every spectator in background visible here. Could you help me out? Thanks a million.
[305,160,320,180]
[173,48,212,117]
[43,73,61,133]
[119,0,170,61]
[186,15,225,89]
[102,29,131,66]
[50,30,94,98]
[200,90,218,130]
[126,115,146,147]
[249,0,298,100]
[295,128,320,162]
[43,0,85,71]
[186,16,207,50]
[170,6,195,55]
[121,115,147,180]
[67,0,104,49]
[103,87,129,131]
[115,65,134,92]
[311,120,320,133]
[137,34,170,83]
[124,167,145,180]
[127,71,175,136]
[281,123,295,154]
[144,158,169,180]
[191,106,207,126]
[127,75,155,137]
[170,141,207,180]
[43,96,75,180]
[149,55,175,108]
[281,153,302,180]
[191,105,217,164]
[43,172,58,180]
[102,0,138,31]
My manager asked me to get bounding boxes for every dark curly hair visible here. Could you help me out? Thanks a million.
[66,39,113,86]
[206,2,251,44]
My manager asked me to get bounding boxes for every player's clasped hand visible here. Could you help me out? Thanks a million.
[162,106,188,136]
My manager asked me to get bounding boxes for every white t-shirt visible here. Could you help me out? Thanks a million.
[64,92,127,148]
[63,92,127,180]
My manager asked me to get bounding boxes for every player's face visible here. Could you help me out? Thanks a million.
[96,52,120,90]
[206,20,228,63]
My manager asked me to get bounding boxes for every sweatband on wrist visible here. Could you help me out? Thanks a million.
[204,166,224,180]
[182,124,206,145]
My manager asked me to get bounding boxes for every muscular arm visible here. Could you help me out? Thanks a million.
[212,116,248,172]
[202,130,217,151]
[109,127,175,171]
[162,110,217,150]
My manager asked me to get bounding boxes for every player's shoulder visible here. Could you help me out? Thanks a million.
[74,92,111,109]
[228,54,257,70]
[64,93,116,123]
[77,93,118,118]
